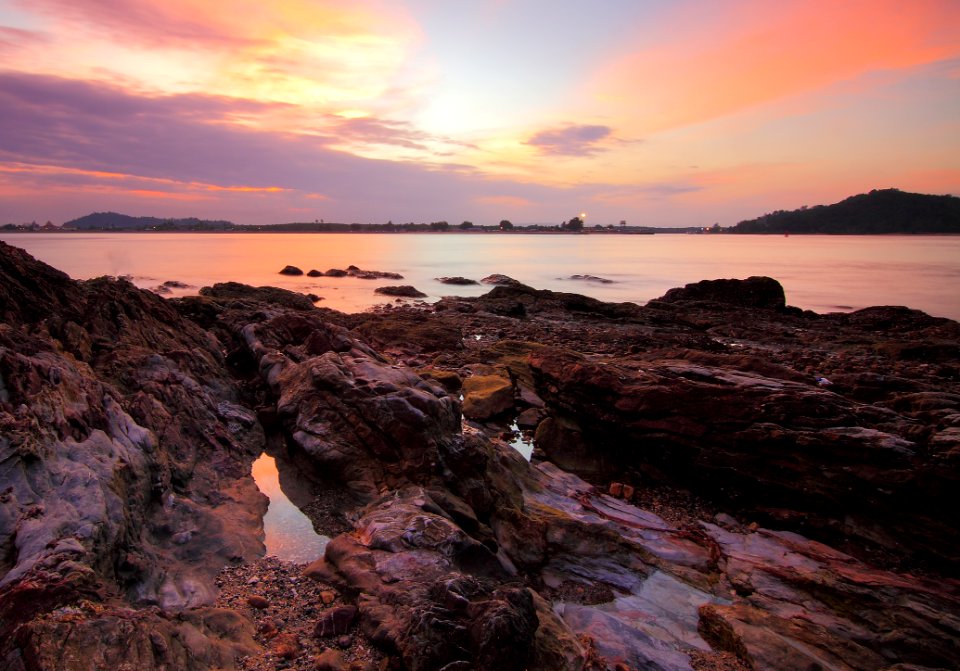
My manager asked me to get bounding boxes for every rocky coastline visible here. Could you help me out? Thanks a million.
[1,239,958,670]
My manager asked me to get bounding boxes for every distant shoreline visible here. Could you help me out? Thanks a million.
[4,229,959,236]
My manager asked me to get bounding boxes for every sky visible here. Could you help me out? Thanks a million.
[0,0,958,227]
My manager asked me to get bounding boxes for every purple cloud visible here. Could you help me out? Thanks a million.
[0,72,694,226]
[19,0,256,49]
[526,124,613,156]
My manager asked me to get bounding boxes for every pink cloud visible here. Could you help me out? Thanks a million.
[590,0,960,132]
[526,124,613,156]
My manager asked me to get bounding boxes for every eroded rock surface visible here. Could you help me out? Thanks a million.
[3,242,958,671]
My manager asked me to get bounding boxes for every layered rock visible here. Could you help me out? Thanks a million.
[3,244,958,671]
[0,242,266,668]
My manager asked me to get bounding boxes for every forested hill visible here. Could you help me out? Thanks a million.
[65,212,234,230]
[729,189,960,234]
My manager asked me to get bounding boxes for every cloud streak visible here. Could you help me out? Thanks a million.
[526,124,614,156]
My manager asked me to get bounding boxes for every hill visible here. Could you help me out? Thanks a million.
[729,189,960,234]
[64,211,235,230]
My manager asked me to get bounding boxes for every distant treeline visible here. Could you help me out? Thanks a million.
[62,212,235,230]
[15,189,957,235]
[729,189,960,234]
[54,212,670,233]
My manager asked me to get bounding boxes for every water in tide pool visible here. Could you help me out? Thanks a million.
[2,232,959,320]
[250,453,329,564]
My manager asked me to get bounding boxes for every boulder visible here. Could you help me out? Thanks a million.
[481,274,523,286]
[655,276,786,310]
[462,375,514,420]
[278,265,304,275]
[374,285,427,298]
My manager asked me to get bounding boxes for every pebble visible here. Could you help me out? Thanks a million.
[248,595,271,609]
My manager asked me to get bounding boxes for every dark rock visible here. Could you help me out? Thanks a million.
[462,374,514,420]
[569,274,613,284]
[374,285,427,298]
[315,648,348,671]
[437,277,479,285]
[314,605,357,637]
[247,595,270,609]
[655,276,786,310]
[270,632,301,659]
[324,268,349,277]
[199,282,316,310]
[0,244,267,666]
[307,269,323,277]
[279,265,304,276]
[480,274,522,286]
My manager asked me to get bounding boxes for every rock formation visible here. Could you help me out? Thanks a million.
[2,240,958,671]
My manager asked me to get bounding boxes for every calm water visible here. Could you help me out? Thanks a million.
[3,232,958,319]
[251,453,328,564]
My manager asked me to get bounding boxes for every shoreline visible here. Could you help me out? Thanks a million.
[2,240,959,671]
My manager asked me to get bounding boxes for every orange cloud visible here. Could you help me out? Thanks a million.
[589,0,960,133]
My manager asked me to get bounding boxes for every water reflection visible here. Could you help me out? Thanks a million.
[509,420,534,460]
[251,453,329,564]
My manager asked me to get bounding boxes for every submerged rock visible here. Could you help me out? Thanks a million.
[437,276,479,285]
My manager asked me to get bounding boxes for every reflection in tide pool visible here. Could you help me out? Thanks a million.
[251,453,329,564]
[509,420,533,460]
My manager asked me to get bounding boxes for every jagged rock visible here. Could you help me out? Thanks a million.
[232,313,459,500]
[314,605,357,637]
[524,346,959,569]
[199,282,316,310]
[0,244,267,668]
[462,374,514,420]
[3,241,959,671]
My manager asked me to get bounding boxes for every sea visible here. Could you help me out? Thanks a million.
[3,231,958,320]
[5,230,957,562]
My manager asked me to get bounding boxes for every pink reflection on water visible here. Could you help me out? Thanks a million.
[251,453,328,564]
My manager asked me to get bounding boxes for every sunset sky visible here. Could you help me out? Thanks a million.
[1,0,958,226]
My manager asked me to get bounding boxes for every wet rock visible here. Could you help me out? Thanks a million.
[374,285,427,298]
[437,277,478,285]
[346,266,404,280]
[314,605,357,637]
[270,632,301,659]
[315,648,348,671]
[655,276,786,310]
[569,274,613,284]
[199,281,316,310]
[419,368,463,393]
[481,274,523,286]
[324,268,349,277]
[279,265,304,276]
[462,374,514,420]
[248,595,270,609]
[307,269,323,277]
